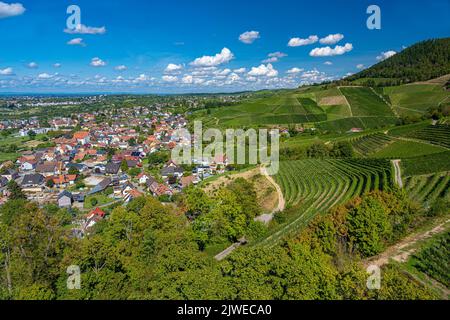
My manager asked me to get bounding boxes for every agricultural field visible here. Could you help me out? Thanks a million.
[404,172,450,204]
[388,120,432,136]
[401,124,450,148]
[383,84,449,116]
[315,116,397,133]
[371,140,447,159]
[258,158,392,246]
[402,151,450,176]
[351,133,394,156]
[409,231,450,289]
[339,87,395,117]
[200,91,328,127]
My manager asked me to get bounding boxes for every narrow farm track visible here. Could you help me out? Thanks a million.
[338,86,353,117]
[261,166,285,213]
[365,219,450,268]
[255,166,286,224]
[392,159,403,188]
[370,86,399,117]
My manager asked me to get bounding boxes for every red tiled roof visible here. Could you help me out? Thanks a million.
[89,207,106,218]
[73,131,89,139]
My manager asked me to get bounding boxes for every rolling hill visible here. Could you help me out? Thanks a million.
[346,38,450,83]
[192,37,450,132]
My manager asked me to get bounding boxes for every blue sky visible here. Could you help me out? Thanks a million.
[0,0,449,93]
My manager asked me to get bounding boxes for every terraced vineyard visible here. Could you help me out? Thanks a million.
[404,172,450,204]
[351,133,394,155]
[258,159,393,246]
[402,151,450,176]
[403,124,450,148]
[340,87,395,117]
[315,116,398,132]
[411,231,450,288]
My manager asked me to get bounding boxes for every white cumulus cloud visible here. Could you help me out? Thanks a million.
[64,24,106,35]
[67,38,85,46]
[239,31,260,44]
[248,64,278,77]
[0,1,25,19]
[114,65,127,71]
[319,33,344,45]
[53,63,61,68]
[190,48,234,67]
[233,67,246,74]
[134,74,150,82]
[162,75,178,82]
[27,62,38,69]
[90,57,106,67]
[0,67,14,75]
[309,43,353,57]
[376,50,397,61]
[262,51,287,63]
[165,63,183,73]
[288,35,318,47]
[356,64,365,69]
[324,61,333,65]
[286,67,304,74]
[38,73,58,80]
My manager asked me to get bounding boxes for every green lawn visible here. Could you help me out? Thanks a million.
[84,194,115,209]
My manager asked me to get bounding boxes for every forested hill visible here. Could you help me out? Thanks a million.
[346,38,450,83]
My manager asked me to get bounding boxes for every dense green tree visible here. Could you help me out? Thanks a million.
[6,180,26,201]
[68,167,80,175]
[346,196,393,256]
[120,160,129,173]
[27,130,36,140]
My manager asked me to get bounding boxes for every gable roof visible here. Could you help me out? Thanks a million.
[89,207,106,218]
[36,162,57,173]
[88,177,111,195]
[21,173,45,186]
[58,190,73,200]
[105,162,121,174]
[73,131,89,140]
